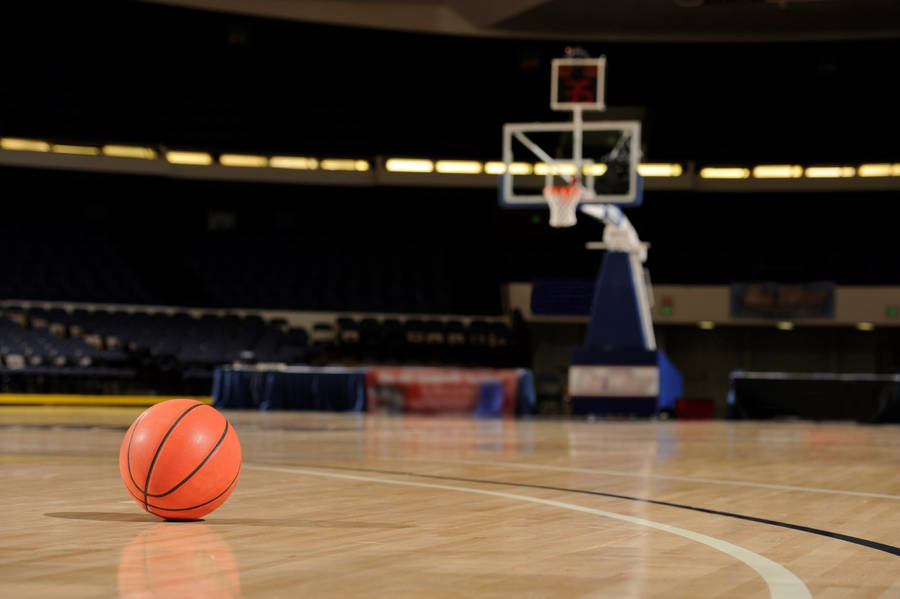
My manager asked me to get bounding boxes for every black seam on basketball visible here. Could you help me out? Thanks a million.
[126,411,148,494]
[124,477,145,501]
[147,420,230,498]
[142,403,205,510]
[124,485,153,514]
[140,468,240,513]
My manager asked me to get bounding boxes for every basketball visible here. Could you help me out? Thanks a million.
[118,399,241,520]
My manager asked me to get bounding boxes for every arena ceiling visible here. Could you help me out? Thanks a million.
[141,0,900,41]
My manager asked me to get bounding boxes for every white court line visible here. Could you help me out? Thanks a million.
[245,464,811,599]
[391,457,900,500]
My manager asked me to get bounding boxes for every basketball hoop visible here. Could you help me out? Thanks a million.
[543,185,583,228]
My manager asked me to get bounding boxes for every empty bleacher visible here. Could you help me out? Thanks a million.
[0,305,519,395]
[0,310,135,394]
[0,226,502,316]
[0,229,154,304]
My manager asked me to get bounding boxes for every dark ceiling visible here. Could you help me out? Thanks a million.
[1,1,898,165]
[142,0,900,41]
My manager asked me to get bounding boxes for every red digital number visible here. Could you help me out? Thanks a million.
[558,65,597,104]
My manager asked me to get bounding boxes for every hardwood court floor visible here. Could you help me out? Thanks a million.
[2,406,900,598]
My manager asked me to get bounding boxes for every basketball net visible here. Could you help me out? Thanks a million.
[543,184,583,228]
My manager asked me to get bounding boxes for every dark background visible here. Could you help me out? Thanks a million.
[2,0,898,164]
[1,0,898,407]
[1,0,898,315]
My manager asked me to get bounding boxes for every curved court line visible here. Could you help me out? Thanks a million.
[306,463,900,557]
[392,457,900,500]
[245,464,811,599]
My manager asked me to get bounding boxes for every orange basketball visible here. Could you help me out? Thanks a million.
[119,398,241,520]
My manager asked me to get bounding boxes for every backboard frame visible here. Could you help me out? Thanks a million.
[500,119,642,207]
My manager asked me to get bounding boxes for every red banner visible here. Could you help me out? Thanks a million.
[366,367,519,416]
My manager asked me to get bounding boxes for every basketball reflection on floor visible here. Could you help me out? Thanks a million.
[117,523,239,598]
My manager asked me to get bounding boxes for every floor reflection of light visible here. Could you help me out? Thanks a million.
[476,417,504,452]
[566,420,655,598]
[118,522,240,598]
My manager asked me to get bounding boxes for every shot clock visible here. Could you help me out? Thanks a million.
[551,56,606,111]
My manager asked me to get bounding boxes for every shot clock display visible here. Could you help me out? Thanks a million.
[551,57,606,111]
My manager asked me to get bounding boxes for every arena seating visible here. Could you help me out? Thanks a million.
[0,311,126,368]
[0,307,519,395]
[0,312,136,394]
[0,230,155,304]
[0,227,502,315]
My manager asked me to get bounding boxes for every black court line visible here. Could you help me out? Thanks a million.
[292,463,900,558]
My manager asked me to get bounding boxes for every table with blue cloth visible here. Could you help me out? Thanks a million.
[212,365,535,415]
[212,365,367,411]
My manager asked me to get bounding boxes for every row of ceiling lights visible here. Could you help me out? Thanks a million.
[699,165,900,179]
[388,161,900,179]
[0,138,370,172]
[696,321,878,331]
[2,137,899,179]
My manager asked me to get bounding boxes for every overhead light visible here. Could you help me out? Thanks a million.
[532,162,606,176]
[484,161,507,175]
[638,163,682,177]
[1,137,50,152]
[103,145,156,159]
[895,164,900,176]
[534,162,577,176]
[166,150,213,165]
[804,166,855,178]
[435,160,482,174]
[320,158,368,171]
[484,162,534,175]
[776,321,794,331]
[582,164,608,176]
[698,321,715,330]
[700,167,750,179]
[270,156,318,170]
[858,164,892,177]
[385,158,433,173]
[220,153,267,167]
[855,322,875,331]
[51,144,99,155]
[753,165,803,178]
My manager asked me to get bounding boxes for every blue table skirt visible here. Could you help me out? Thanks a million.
[213,366,535,415]
[213,366,366,411]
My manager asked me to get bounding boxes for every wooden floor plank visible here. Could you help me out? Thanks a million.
[2,407,899,597]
